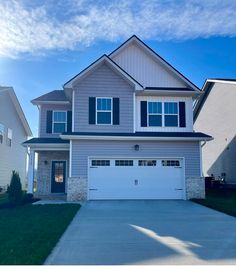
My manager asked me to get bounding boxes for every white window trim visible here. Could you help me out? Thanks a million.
[147,101,162,127]
[96,97,113,125]
[147,101,179,127]
[164,102,179,127]
[52,111,67,134]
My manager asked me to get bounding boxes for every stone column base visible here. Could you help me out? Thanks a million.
[186,177,205,199]
[67,177,87,202]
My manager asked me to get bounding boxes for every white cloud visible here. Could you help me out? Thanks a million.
[0,0,236,58]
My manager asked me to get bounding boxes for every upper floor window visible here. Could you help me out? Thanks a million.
[96,98,112,124]
[53,111,67,133]
[164,102,178,127]
[7,128,12,147]
[145,101,179,127]
[148,102,162,127]
[0,123,4,144]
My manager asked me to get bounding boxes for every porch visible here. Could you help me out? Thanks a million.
[24,138,70,199]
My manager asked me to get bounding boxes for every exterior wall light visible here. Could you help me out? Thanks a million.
[44,160,48,165]
[134,144,140,151]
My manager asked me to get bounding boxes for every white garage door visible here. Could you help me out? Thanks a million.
[88,158,185,200]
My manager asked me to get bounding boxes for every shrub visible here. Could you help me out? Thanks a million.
[8,171,23,205]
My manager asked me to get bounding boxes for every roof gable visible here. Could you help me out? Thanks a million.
[110,35,200,92]
[194,78,236,122]
[0,87,32,137]
[63,55,143,90]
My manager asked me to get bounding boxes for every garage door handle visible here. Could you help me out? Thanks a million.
[175,188,183,190]
[89,189,98,191]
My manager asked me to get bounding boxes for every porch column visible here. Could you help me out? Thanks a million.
[27,149,35,194]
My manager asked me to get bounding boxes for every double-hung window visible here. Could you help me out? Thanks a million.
[148,102,162,127]
[96,98,112,124]
[164,102,178,127]
[0,123,4,144]
[53,111,67,133]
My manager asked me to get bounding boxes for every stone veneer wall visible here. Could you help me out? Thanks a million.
[67,177,87,201]
[36,151,69,195]
[186,177,205,199]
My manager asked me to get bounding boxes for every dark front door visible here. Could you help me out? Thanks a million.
[51,161,66,193]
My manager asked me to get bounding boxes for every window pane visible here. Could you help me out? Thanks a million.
[97,98,111,111]
[91,160,110,166]
[162,160,180,167]
[165,115,178,127]
[54,111,66,122]
[106,99,111,110]
[97,112,111,124]
[54,163,64,183]
[149,115,162,126]
[97,98,102,110]
[164,102,177,114]
[139,160,156,166]
[54,123,66,133]
[148,102,162,114]
[115,160,133,166]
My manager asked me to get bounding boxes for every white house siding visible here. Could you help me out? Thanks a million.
[136,96,193,132]
[194,82,236,183]
[39,104,72,138]
[73,62,134,133]
[0,90,28,188]
[111,43,188,88]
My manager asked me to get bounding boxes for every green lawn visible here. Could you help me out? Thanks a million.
[0,193,7,204]
[0,203,80,265]
[192,188,236,217]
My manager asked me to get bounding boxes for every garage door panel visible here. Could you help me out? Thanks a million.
[89,158,184,200]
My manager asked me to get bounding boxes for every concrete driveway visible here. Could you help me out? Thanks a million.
[45,200,236,265]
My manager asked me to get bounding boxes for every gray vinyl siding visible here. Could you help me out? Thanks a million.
[194,82,236,183]
[73,62,134,133]
[0,90,28,188]
[71,140,200,178]
[39,104,72,137]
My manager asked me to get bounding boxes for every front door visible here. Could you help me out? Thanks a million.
[51,161,66,193]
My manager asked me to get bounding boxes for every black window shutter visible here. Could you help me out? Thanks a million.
[179,102,186,127]
[113,98,120,125]
[89,97,96,124]
[140,101,147,127]
[67,111,72,133]
[46,110,53,133]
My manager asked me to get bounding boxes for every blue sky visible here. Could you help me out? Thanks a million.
[0,0,236,136]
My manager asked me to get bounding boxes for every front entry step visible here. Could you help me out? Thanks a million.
[34,193,67,201]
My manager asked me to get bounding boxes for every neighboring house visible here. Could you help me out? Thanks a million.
[0,86,32,189]
[23,35,212,201]
[194,78,236,184]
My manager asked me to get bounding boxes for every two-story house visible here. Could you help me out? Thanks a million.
[0,86,32,189]
[24,36,212,201]
[194,79,236,184]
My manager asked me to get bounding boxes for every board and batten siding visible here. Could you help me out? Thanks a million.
[73,62,134,133]
[136,96,193,132]
[39,104,72,137]
[194,82,236,183]
[71,140,200,178]
[111,43,188,88]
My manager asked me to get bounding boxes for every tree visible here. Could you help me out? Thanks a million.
[8,171,23,205]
